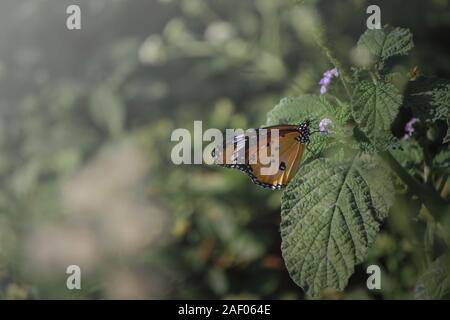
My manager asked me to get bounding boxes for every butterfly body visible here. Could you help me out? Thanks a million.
[212,120,310,189]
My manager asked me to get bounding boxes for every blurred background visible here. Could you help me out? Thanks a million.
[0,0,449,299]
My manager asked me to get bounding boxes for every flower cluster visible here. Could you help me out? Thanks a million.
[319,68,339,95]
[404,117,419,139]
[319,118,332,134]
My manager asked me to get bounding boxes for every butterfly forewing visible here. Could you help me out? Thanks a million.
[212,121,310,189]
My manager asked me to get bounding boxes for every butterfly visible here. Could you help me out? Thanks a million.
[211,120,310,190]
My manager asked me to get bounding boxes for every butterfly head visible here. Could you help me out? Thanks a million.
[296,120,310,143]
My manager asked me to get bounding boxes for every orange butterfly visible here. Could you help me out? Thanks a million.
[212,120,310,189]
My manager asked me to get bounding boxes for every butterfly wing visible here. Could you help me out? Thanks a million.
[249,132,305,189]
[246,130,305,189]
[212,122,309,189]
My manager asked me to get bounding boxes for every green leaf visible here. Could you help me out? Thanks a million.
[266,95,350,162]
[404,76,450,122]
[89,86,125,136]
[428,85,450,121]
[444,126,450,144]
[281,156,394,296]
[433,148,450,172]
[415,255,450,300]
[357,26,413,63]
[352,80,402,148]
[390,139,423,171]
[266,95,341,126]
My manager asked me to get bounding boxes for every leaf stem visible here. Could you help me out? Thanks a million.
[369,71,378,84]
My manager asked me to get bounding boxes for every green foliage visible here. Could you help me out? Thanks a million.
[404,77,450,123]
[266,95,347,162]
[428,85,450,121]
[415,255,450,299]
[89,85,125,136]
[267,24,450,297]
[357,26,413,65]
[0,0,449,300]
[266,95,337,126]
[281,157,393,296]
[351,80,402,148]
[445,124,450,144]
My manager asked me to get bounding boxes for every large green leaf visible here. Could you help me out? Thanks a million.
[357,26,413,63]
[266,95,344,126]
[415,255,450,300]
[281,157,394,296]
[352,80,402,148]
[266,95,350,162]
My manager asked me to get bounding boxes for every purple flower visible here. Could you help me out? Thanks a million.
[319,68,339,95]
[330,68,339,77]
[319,118,332,134]
[319,77,331,86]
[404,117,419,139]
[319,85,327,94]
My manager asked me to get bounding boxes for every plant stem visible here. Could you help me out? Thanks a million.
[328,94,344,106]
[314,28,352,99]
[369,71,378,84]
[420,206,436,266]
[381,151,449,217]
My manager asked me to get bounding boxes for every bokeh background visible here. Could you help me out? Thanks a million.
[0,0,449,299]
